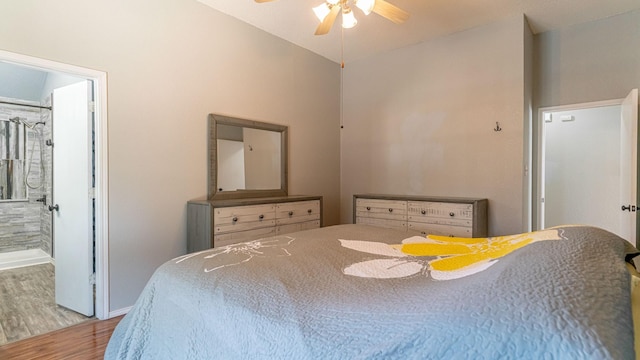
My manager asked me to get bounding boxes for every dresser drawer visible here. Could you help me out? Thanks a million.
[214,227,278,247]
[275,200,321,225]
[409,215,472,228]
[408,201,473,221]
[408,222,472,237]
[356,216,407,231]
[214,204,276,234]
[276,220,320,235]
[355,198,407,221]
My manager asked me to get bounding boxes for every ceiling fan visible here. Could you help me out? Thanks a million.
[255,0,410,35]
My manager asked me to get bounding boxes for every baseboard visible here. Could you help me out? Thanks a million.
[108,306,132,318]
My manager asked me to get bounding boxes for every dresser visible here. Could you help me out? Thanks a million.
[353,194,488,237]
[187,195,322,252]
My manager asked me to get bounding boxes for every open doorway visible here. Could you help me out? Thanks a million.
[0,51,109,344]
[537,89,638,246]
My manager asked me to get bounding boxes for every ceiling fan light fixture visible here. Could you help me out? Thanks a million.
[355,0,375,15]
[342,7,357,28]
[313,3,332,22]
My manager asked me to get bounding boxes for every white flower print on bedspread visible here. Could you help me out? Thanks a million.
[174,236,296,272]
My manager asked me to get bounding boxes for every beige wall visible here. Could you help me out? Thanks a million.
[340,15,529,236]
[532,9,640,227]
[0,0,340,311]
[534,10,640,108]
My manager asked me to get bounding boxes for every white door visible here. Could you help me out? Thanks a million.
[620,89,638,244]
[217,139,245,191]
[52,80,94,316]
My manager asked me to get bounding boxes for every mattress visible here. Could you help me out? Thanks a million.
[106,224,637,359]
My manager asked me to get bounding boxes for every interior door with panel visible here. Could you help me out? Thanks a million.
[52,80,94,316]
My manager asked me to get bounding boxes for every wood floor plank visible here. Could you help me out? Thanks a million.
[0,315,122,360]
[0,263,90,345]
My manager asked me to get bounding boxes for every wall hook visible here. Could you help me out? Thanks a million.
[494,122,502,132]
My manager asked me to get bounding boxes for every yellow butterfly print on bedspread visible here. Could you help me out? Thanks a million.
[339,229,564,280]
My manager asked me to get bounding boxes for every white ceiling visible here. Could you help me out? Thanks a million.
[197,0,640,64]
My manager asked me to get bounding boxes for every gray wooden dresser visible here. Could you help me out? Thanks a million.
[187,195,322,252]
[353,194,488,237]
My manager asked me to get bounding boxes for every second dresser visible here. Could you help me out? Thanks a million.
[354,194,488,237]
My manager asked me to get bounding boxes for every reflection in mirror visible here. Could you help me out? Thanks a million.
[217,125,281,192]
[208,114,288,200]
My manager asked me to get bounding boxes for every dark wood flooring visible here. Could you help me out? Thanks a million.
[0,315,122,360]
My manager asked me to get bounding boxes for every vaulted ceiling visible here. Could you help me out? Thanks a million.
[197,0,640,64]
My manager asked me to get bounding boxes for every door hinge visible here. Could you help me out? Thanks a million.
[89,101,95,113]
[89,188,96,199]
[89,272,96,285]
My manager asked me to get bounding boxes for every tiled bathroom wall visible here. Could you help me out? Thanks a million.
[0,96,51,255]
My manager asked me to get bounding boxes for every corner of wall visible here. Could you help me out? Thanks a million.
[523,14,534,232]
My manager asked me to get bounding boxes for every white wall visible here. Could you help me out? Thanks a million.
[40,72,85,101]
[543,106,621,232]
[216,139,245,191]
[341,15,529,236]
[0,63,46,101]
[243,128,281,190]
[0,0,340,312]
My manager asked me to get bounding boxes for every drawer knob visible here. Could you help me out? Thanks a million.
[288,211,294,216]
[421,210,426,215]
[307,209,312,214]
[259,214,264,220]
[449,212,455,217]
[366,206,371,211]
[232,217,238,222]
[388,208,393,213]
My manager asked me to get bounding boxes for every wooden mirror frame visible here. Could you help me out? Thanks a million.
[208,113,288,200]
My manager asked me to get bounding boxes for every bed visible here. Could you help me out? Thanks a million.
[105,224,638,359]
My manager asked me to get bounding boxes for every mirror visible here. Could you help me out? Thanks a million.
[208,113,288,200]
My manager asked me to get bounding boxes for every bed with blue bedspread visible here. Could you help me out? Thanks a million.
[105,224,637,359]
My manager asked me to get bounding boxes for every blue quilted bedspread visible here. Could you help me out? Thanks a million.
[105,224,637,359]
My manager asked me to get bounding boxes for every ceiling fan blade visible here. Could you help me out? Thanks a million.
[314,5,340,35]
[373,0,409,24]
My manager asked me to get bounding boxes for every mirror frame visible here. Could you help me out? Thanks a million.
[208,113,288,200]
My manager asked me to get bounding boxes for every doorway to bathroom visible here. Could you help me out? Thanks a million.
[0,51,109,344]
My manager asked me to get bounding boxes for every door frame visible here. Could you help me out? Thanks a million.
[0,50,110,319]
[536,98,626,231]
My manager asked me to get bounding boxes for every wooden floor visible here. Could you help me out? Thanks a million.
[0,315,122,360]
[0,263,90,345]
